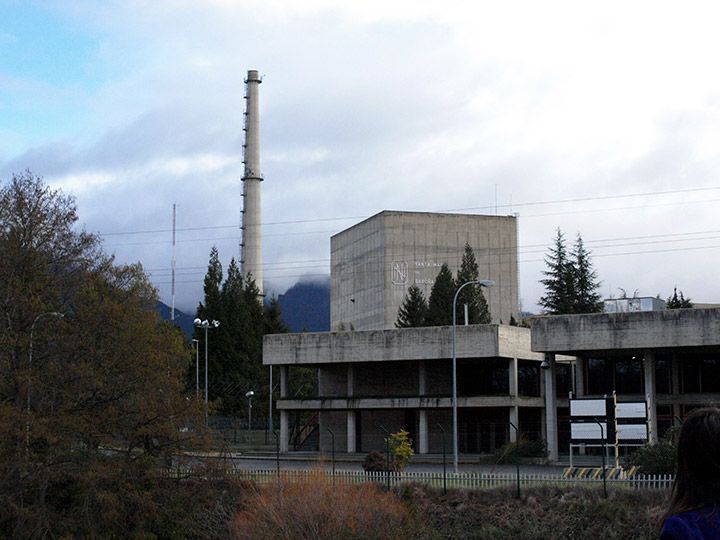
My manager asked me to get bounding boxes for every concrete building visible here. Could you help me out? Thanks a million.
[264,324,566,454]
[330,211,519,331]
[531,307,720,461]
[264,307,720,461]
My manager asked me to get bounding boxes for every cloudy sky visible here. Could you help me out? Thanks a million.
[3,0,720,314]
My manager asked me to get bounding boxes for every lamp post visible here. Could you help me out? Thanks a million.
[27,311,64,454]
[193,318,220,423]
[452,279,494,473]
[245,390,254,433]
[192,339,199,399]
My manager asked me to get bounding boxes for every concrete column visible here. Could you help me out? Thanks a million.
[280,410,289,452]
[347,411,356,453]
[643,351,658,444]
[575,357,586,397]
[671,353,681,421]
[508,357,519,443]
[509,406,519,443]
[543,354,559,461]
[418,361,427,396]
[508,357,518,396]
[418,410,429,453]
[280,365,288,398]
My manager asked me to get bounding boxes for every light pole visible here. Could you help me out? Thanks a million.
[192,339,199,399]
[452,279,494,473]
[193,318,220,422]
[27,311,64,454]
[245,390,254,433]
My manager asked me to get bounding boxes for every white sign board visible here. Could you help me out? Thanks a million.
[617,424,648,441]
[570,399,607,418]
[571,422,608,441]
[616,402,647,419]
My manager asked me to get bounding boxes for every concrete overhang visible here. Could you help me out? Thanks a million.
[263,324,545,366]
[276,395,545,410]
[531,308,720,355]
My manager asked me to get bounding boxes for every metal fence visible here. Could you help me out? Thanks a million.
[167,467,674,491]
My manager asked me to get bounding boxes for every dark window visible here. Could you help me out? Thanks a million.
[681,357,701,393]
[655,354,672,394]
[518,360,540,397]
[587,357,613,395]
[701,356,720,393]
[615,357,643,394]
[458,358,509,396]
[556,363,572,398]
[586,356,643,395]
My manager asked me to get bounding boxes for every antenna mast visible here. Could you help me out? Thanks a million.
[171,203,176,321]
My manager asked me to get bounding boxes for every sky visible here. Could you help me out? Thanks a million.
[2,0,720,315]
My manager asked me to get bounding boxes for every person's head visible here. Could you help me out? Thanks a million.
[668,407,720,516]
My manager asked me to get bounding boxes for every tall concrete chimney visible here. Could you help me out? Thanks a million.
[240,69,263,296]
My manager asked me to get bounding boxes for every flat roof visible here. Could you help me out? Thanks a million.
[263,324,544,366]
[531,307,720,354]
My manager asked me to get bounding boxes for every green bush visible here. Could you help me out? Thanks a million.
[493,437,547,464]
[363,450,392,472]
[387,429,414,471]
[626,429,678,475]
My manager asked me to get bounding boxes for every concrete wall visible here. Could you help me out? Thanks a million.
[331,211,519,331]
[264,325,542,366]
[531,308,720,353]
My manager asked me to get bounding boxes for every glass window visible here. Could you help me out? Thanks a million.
[655,354,672,394]
[681,357,701,393]
[615,356,643,394]
[587,357,612,395]
[518,360,540,397]
[556,363,572,398]
[701,356,720,393]
[459,358,509,396]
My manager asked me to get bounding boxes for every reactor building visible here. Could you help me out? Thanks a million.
[330,211,519,330]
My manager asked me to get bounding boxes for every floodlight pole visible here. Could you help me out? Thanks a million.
[452,280,494,473]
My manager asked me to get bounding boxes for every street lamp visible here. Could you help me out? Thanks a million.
[452,279,494,473]
[27,311,64,454]
[192,339,199,399]
[245,390,254,433]
[193,318,220,421]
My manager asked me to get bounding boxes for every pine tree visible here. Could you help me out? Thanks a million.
[538,229,575,314]
[455,242,491,324]
[264,295,289,334]
[426,263,455,326]
[666,287,693,309]
[571,234,602,313]
[395,284,428,327]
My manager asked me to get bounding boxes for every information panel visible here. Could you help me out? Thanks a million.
[570,399,608,418]
[617,424,648,441]
[570,422,608,441]
[616,402,647,419]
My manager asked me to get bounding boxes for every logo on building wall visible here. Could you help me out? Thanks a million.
[391,261,408,285]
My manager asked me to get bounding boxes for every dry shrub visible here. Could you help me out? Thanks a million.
[231,471,413,540]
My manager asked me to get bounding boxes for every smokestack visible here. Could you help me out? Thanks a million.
[240,69,263,297]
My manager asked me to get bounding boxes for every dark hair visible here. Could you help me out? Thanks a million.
[665,407,720,520]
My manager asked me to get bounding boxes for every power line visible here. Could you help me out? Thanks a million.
[149,241,720,286]
[97,185,720,237]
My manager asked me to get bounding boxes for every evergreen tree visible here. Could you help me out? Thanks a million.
[666,287,693,309]
[395,284,428,328]
[571,234,602,313]
[538,229,575,314]
[455,242,491,324]
[195,253,270,414]
[426,263,455,326]
[264,295,289,334]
